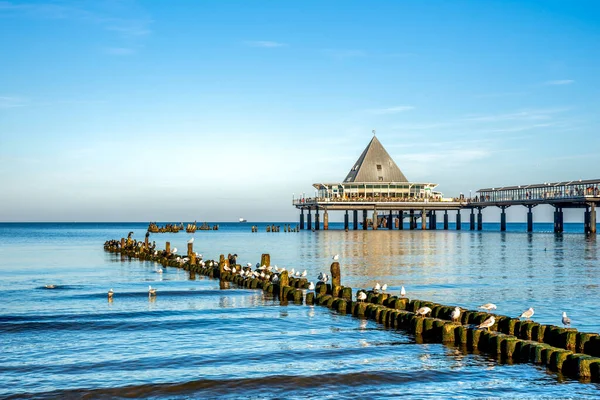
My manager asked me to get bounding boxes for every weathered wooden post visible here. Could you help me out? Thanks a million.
[260,253,270,267]
[218,255,228,279]
[330,261,341,296]
[165,241,170,254]
[120,238,125,248]
[144,232,149,249]
[279,270,289,298]
[187,242,193,257]
[190,252,196,265]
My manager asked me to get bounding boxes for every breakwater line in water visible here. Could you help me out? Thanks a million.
[104,237,600,382]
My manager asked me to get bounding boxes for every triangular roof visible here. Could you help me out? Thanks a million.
[343,136,408,183]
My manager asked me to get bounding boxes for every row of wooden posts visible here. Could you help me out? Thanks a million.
[105,238,600,381]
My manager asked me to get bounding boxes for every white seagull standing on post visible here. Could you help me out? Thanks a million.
[562,312,571,327]
[400,286,406,297]
[478,316,495,331]
[415,306,432,316]
[520,307,534,320]
[451,306,461,323]
[332,254,339,261]
[357,291,367,302]
[187,238,194,244]
[479,303,497,311]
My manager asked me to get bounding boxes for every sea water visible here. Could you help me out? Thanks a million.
[0,222,599,398]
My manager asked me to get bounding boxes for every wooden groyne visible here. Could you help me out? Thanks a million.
[147,222,219,233]
[104,238,600,381]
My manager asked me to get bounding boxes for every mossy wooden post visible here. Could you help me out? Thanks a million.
[218,257,228,279]
[120,238,125,248]
[187,242,193,257]
[330,262,341,287]
[166,241,171,254]
[279,270,289,298]
[190,252,197,265]
[260,254,270,267]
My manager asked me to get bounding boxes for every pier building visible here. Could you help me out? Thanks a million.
[293,134,599,234]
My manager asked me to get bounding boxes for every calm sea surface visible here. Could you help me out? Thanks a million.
[1,222,599,399]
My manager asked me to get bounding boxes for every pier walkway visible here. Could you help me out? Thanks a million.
[293,178,600,234]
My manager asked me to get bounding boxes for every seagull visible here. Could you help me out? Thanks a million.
[373,283,381,293]
[478,315,496,331]
[295,271,300,277]
[108,288,114,299]
[272,274,280,283]
[562,312,571,327]
[381,284,388,293]
[45,284,56,289]
[520,307,534,320]
[247,262,252,267]
[357,291,367,302]
[451,306,461,323]
[479,303,497,311]
[400,286,406,297]
[172,247,177,254]
[301,270,307,277]
[155,268,163,274]
[187,238,194,244]
[290,268,295,276]
[258,265,266,270]
[415,306,432,316]
[332,254,339,261]
[260,272,265,279]
[308,282,315,290]
[148,285,156,296]
[223,265,231,271]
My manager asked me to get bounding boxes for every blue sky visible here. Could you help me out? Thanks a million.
[1,0,599,222]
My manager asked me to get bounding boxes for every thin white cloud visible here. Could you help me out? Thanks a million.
[462,108,570,122]
[544,80,575,86]
[368,105,415,115]
[245,41,287,48]
[0,96,27,108]
[0,1,153,38]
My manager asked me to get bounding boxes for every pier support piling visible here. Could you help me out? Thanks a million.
[430,211,436,230]
[399,211,404,230]
[323,209,329,230]
[307,211,312,231]
[410,210,415,230]
[591,203,597,234]
[421,209,427,230]
[300,209,304,230]
[477,208,483,231]
[456,210,461,230]
[554,207,564,233]
[388,211,393,230]
[344,210,349,230]
[444,210,449,230]
[373,209,378,230]
[470,209,475,231]
[353,210,358,230]
[315,211,320,231]
[584,206,591,234]
[363,210,368,230]
[500,206,507,232]
[527,205,534,232]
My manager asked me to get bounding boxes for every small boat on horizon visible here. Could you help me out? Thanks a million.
[239,218,247,223]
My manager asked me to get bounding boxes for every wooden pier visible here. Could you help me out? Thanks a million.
[293,135,599,234]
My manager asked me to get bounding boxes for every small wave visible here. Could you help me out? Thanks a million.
[13,370,451,399]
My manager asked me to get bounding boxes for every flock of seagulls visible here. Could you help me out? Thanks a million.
[100,248,575,329]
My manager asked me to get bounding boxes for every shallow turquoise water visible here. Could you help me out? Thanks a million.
[0,222,599,398]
